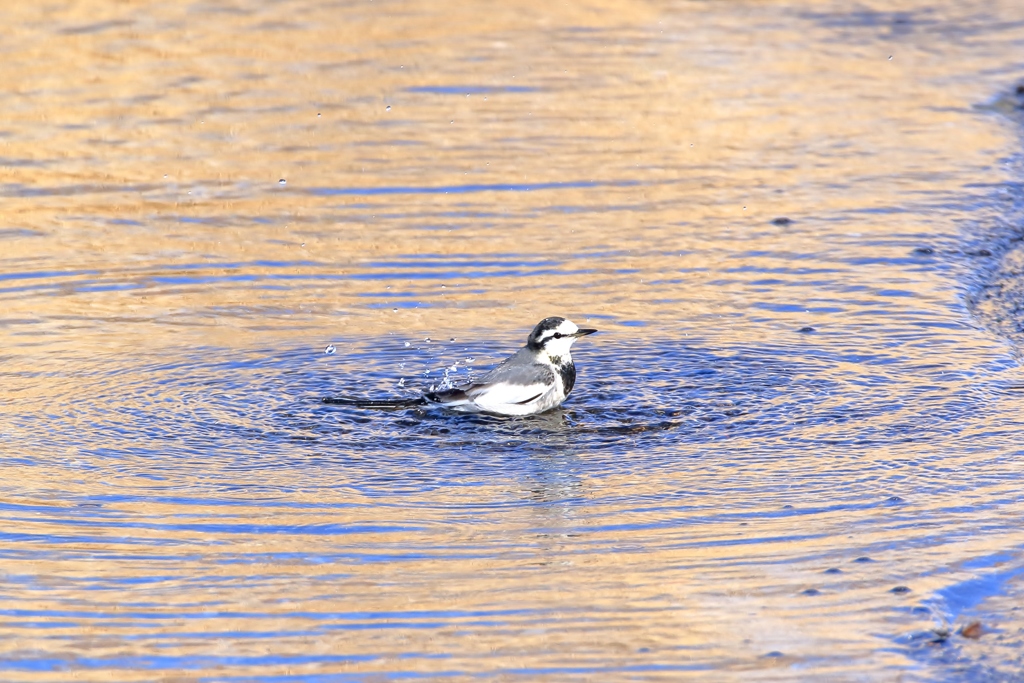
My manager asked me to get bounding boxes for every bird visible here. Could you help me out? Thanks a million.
[322,317,597,416]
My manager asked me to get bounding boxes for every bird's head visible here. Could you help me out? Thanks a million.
[526,317,597,357]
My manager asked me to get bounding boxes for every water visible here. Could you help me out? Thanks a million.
[4,0,1024,679]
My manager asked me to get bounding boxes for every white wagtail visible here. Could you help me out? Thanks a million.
[322,317,597,416]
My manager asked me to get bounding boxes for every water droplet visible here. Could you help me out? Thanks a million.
[404,341,411,347]
[423,337,431,342]
[317,112,321,117]
[324,345,336,355]
[278,179,286,185]
[440,284,446,289]
[450,337,456,342]
[163,174,168,179]
[392,308,398,313]
[450,120,454,124]
[386,105,391,111]
[888,55,893,60]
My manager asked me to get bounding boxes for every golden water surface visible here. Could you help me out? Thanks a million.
[3,0,1024,680]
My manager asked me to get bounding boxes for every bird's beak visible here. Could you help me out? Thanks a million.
[573,328,598,337]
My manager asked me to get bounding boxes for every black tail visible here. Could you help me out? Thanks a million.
[321,395,427,409]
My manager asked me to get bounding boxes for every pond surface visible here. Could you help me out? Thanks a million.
[4,0,1024,680]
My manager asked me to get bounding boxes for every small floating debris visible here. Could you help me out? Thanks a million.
[960,621,983,639]
[890,585,912,594]
[278,178,286,185]
[913,246,934,255]
[386,105,391,111]
[324,344,336,355]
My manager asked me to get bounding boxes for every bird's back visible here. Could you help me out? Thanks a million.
[426,348,562,415]
[478,348,555,386]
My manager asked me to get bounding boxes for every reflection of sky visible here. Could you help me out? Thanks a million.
[3,0,1024,679]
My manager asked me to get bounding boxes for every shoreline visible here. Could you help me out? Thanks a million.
[963,83,1024,354]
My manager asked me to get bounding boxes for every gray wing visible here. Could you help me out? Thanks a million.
[445,348,555,406]
[476,348,555,387]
